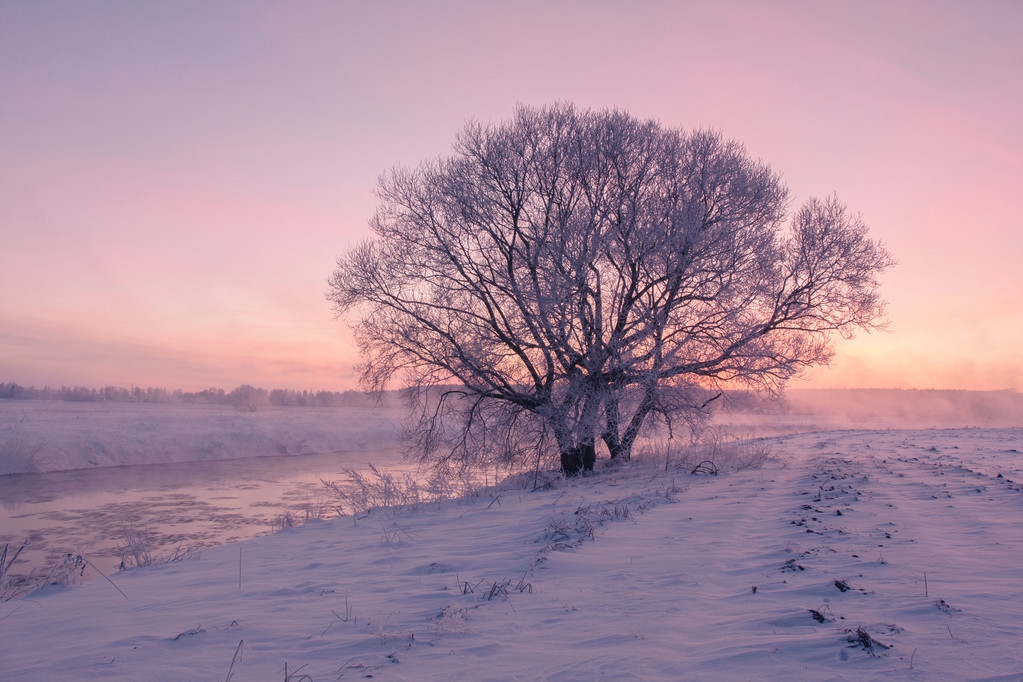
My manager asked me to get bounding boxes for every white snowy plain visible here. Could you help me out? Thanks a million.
[2,426,1022,680]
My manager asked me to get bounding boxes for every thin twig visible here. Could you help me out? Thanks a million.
[82,558,128,600]
[225,639,244,681]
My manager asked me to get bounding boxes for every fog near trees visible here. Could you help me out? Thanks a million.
[0,382,383,409]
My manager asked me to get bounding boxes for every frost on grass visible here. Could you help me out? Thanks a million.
[321,463,484,517]
[117,523,199,570]
[635,429,776,474]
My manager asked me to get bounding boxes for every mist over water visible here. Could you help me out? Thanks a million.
[1,390,1020,586]
[0,401,404,475]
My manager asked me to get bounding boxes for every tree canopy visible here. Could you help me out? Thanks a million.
[328,103,894,474]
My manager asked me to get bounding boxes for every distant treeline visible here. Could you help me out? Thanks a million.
[0,382,384,408]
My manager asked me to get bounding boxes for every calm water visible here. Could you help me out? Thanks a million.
[0,449,401,583]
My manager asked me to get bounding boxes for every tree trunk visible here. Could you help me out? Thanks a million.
[602,392,624,459]
[603,390,655,462]
[560,444,596,475]
[559,389,600,474]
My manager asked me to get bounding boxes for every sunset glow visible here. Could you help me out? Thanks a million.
[2,1,1020,391]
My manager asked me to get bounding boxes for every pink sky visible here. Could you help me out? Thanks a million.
[2,0,1021,392]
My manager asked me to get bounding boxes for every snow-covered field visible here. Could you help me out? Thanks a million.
[3,427,1022,680]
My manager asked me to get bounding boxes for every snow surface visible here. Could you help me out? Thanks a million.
[3,427,1022,680]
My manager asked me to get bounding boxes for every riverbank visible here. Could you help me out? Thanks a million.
[2,427,1021,679]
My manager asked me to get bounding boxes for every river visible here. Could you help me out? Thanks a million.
[0,448,402,587]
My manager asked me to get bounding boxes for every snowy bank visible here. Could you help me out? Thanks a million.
[0,402,404,475]
[2,428,1021,680]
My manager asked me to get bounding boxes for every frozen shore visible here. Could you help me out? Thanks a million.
[2,427,1022,679]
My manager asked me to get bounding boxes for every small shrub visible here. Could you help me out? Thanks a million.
[323,464,426,515]
[270,511,302,533]
[42,551,87,587]
[1,540,29,601]
[847,626,891,654]
[118,523,198,570]
[118,523,156,569]
[380,523,413,545]
[322,464,479,516]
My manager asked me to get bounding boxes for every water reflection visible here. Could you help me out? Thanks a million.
[0,448,402,582]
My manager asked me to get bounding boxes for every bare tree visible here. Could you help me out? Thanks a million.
[328,104,894,474]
